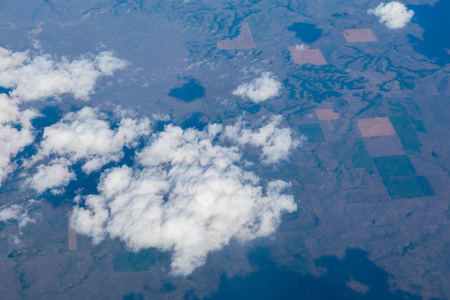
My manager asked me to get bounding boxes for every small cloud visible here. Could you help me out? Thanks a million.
[27,159,75,195]
[233,72,282,103]
[223,115,306,164]
[0,201,38,229]
[152,113,171,122]
[368,2,414,29]
[28,106,151,185]
[0,47,128,101]
[0,205,22,222]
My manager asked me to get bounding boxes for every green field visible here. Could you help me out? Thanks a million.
[298,124,325,142]
[383,176,435,199]
[113,248,157,272]
[373,155,416,178]
[352,139,373,168]
[390,117,423,153]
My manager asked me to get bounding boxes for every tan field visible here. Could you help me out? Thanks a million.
[316,109,339,120]
[343,28,377,43]
[288,46,327,65]
[357,117,397,137]
[217,23,256,49]
[68,211,77,251]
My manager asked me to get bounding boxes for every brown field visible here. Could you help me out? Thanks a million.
[217,23,256,49]
[68,211,77,251]
[288,46,327,65]
[364,135,406,157]
[316,109,339,120]
[357,117,397,137]
[343,28,377,43]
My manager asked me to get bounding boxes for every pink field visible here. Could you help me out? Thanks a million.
[316,109,339,120]
[288,46,327,65]
[217,23,256,49]
[357,117,396,137]
[343,28,377,43]
[68,211,77,251]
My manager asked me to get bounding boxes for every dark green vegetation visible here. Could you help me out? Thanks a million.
[298,124,325,142]
[168,79,205,102]
[390,117,422,153]
[382,176,435,199]
[352,139,373,168]
[373,155,416,178]
[373,155,435,199]
[287,22,322,43]
[113,248,157,272]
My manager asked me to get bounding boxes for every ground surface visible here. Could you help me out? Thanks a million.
[0,0,449,299]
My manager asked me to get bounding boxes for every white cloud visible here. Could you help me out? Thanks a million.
[233,72,282,103]
[368,2,414,29]
[0,202,37,228]
[71,119,298,276]
[0,47,128,188]
[0,205,22,222]
[32,107,150,173]
[95,51,128,76]
[27,159,75,195]
[152,113,171,122]
[0,47,128,101]
[0,94,35,186]
[223,115,306,164]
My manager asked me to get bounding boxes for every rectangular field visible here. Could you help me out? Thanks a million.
[373,155,416,178]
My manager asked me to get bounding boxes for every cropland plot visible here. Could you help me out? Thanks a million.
[357,117,396,137]
[113,248,157,272]
[343,28,377,42]
[288,46,327,65]
[364,135,406,157]
[298,124,325,142]
[68,211,77,251]
[316,109,339,130]
[217,23,256,49]
[373,155,416,178]
[390,117,422,153]
[382,176,435,199]
[315,109,339,120]
[352,139,373,168]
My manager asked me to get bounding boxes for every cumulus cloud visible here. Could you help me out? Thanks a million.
[0,201,37,228]
[223,115,306,164]
[0,94,35,186]
[71,118,298,276]
[0,47,128,188]
[27,159,75,195]
[0,205,22,222]
[368,2,414,29]
[27,107,151,191]
[233,72,282,103]
[152,113,171,122]
[0,47,128,101]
